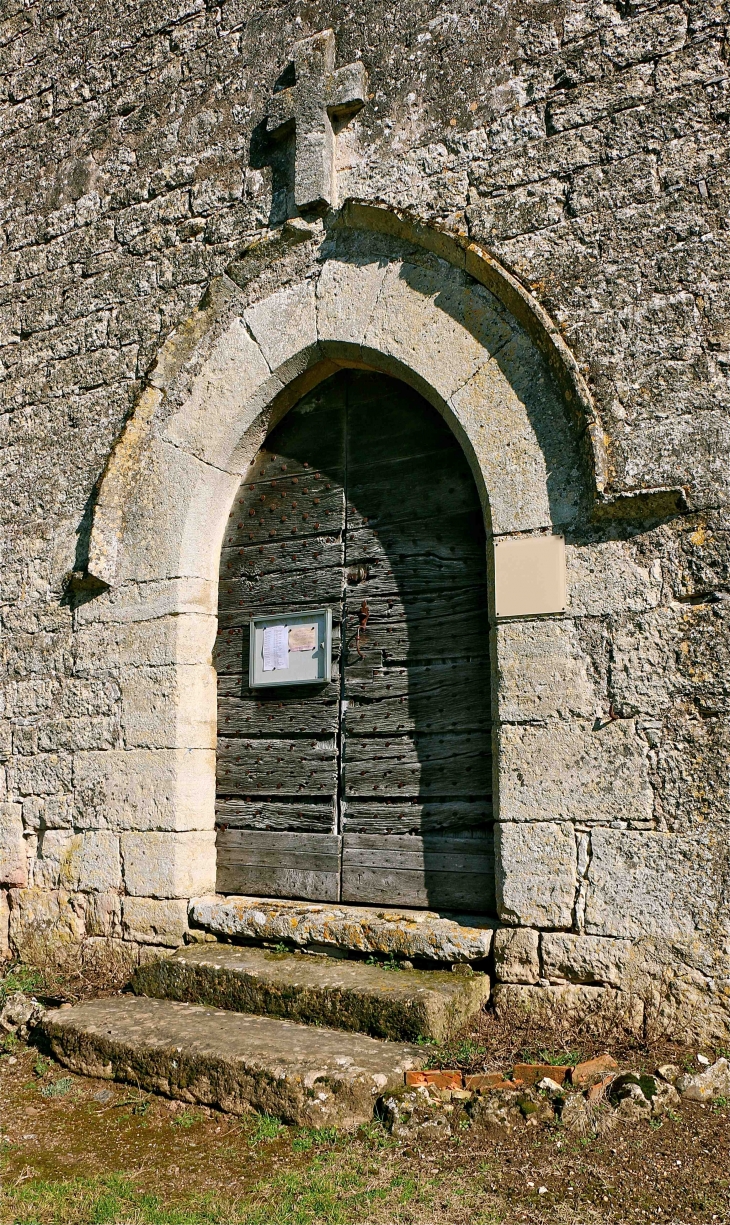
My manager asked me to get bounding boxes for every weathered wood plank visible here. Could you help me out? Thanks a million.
[218,696,339,736]
[341,590,489,668]
[225,475,345,547]
[341,867,494,911]
[347,454,481,531]
[342,832,494,870]
[216,799,336,833]
[344,517,485,596]
[344,662,491,734]
[217,737,338,797]
[221,536,344,580]
[341,800,493,835]
[346,372,460,469]
[341,833,495,912]
[343,733,491,797]
[216,830,341,901]
[244,385,346,484]
[218,567,345,614]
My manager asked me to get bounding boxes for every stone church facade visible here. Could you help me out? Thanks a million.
[1,0,729,1041]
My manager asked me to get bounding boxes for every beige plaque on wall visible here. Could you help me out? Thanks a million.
[493,534,566,618]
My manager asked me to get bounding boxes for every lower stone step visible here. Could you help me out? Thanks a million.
[131,944,490,1042]
[42,996,424,1129]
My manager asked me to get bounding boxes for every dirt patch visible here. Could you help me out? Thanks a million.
[1,1040,729,1224]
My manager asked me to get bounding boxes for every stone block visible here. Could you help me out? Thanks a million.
[35,830,121,893]
[363,259,511,406]
[585,830,722,942]
[85,892,122,938]
[74,748,215,832]
[600,5,687,68]
[449,330,582,534]
[10,752,73,797]
[0,890,9,959]
[122,896,189,946]
[120,664,216,750]
[244,279,319,381]
[566,540,663,617]
[8,888,86,962]
[316,255,389,355]
[541,933,636,989]
[494,620,598,722]
[498,719,653,825]
[492,983,644,1034]
[112,436,240,586]
[493,927,540,984]
[74,612,216,676]
[0,803,27,887]
[122,831,216,898]
[161,316,272,471]
[495,822,576,928]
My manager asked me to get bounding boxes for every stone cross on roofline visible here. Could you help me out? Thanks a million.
[266,29,367,213]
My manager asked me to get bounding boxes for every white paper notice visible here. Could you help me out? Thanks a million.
[262,624,289,671]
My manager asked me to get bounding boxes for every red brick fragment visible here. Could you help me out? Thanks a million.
[571,1054,618,1089]
[587,1072,615,1102]
[512,1063,569,1086]
[464,1072,507,1091]
[405,1069,462,1089]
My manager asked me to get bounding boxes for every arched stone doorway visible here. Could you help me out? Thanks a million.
[214,369,494,912]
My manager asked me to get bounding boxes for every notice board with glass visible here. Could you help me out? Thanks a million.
[248,609,332,688]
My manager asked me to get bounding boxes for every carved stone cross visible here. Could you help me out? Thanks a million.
[266,29,367,213]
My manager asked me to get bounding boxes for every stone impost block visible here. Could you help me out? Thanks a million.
[495,821,576,928]
[74,748,216,832]
[363,259,512,406]
[541,932,636,989]
[493,927,540,984]
[74,577,218,629]
[244,279,319,381]
[122,896,189,946]
[494,620,598,722]
[585,830,722,941]
[120,664,216,751]
[122,831,216,899]
[0,803,27,888]
[498,719,653,825]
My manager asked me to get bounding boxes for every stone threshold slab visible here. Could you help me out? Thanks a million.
[189,895,495,963]
[131,943,490,1042]
[42,996,424,1129]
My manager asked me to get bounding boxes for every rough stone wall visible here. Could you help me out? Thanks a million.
[0,0,728,1034]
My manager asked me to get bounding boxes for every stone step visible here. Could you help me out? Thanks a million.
[42,996,424,1130]
[131,943,490,1042]
[189,894,495,963]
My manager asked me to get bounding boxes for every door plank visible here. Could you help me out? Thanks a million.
[225,475,345,547]
[216,799,336,833]
[216,830,341,900]
[217,737,338,797]
[343,733,491,797]
[341,800,493,835]
[345,662,491,734]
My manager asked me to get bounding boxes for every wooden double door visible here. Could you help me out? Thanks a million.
[214,370,495,915]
